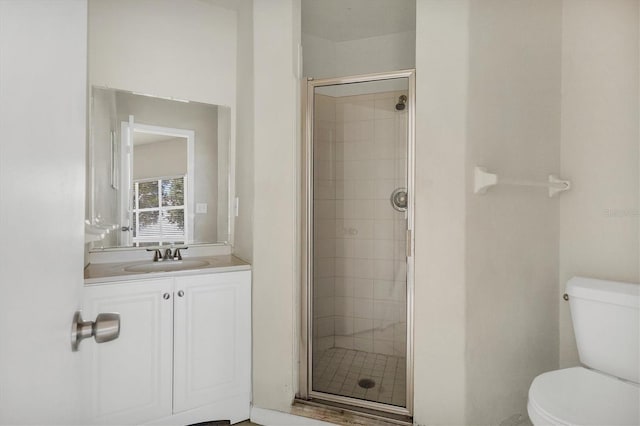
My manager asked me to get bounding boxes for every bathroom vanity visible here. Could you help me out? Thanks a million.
[82,255,251,425]
[80,21,254,423]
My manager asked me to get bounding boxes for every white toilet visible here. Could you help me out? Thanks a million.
[528,277,640,425]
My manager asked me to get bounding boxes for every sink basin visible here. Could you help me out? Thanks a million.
[124,259,209,273]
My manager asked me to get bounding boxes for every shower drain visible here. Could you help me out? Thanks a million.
[358,378,376,389]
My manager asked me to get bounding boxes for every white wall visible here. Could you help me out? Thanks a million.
[133,138,187,179]
[559,0,640,367]
[302,31,415,79]
[88,0,238,246]
[252,0,301,412]
[464,1,562,423]
[0,1,87,423]
[233,0,255,262]
[89,0,236,108]
[415,2,638,424]
[413,1,468,423]
[415,2,564,424]
[302,34,336,80]
[335,32,416,78]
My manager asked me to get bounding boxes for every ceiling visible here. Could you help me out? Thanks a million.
[302,0,416,42]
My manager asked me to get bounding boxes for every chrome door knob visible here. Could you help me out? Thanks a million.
[163,293,171,300]
[177,290,185,297]
[93,313,121,344]
[71,311,121,351]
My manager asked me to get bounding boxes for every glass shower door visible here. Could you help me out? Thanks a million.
[307,72,414,415]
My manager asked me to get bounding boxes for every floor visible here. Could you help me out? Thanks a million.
[312,348,406,407]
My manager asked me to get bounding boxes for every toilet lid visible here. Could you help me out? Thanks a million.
[528,367,639,426]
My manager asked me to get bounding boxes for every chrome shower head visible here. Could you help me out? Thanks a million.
[395,95,407,111]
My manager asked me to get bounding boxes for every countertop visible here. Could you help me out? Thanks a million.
[84,255,251,285]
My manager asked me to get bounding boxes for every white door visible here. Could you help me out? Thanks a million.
[83,279,174,425]
[0,1,88,424]
[173,271,251,413]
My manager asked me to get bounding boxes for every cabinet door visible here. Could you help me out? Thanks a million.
[173,271,251,413]
[83,279,174,425]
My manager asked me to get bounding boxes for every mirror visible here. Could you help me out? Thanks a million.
[88,87,230,249]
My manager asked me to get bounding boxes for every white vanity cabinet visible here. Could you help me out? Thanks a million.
[82,278,174,425]
[173,273,251,413]
[82,270,251,426]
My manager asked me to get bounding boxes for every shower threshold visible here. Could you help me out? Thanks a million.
[292,398,413,426]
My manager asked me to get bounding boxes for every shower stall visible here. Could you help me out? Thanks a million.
[300,70,415,417]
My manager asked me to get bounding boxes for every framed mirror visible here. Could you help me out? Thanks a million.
[87,87,231,250]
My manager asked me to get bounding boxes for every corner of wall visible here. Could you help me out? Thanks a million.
[413,1,469,424]
[251,0,300,413]
[233,0,255,263]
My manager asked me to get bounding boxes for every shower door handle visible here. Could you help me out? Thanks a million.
[390,188,408,212]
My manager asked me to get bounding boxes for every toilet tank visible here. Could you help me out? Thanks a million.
[567,277,640,383]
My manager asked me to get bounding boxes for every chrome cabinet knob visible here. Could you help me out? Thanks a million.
[177,290,185,297]
[163,293,171,300]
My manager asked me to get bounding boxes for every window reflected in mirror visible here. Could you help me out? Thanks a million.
[132,176,186,246]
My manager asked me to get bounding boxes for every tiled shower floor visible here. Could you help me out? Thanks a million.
[312,348,406,407]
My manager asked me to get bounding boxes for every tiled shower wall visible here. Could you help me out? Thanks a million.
[313,91,408,359]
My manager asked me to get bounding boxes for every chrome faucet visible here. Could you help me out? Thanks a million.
[146,248,163,262]
[163,248,173,261]
[173,247,187,260]
[147,246,188,262]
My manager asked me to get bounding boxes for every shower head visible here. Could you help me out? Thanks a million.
[395,95,407,111]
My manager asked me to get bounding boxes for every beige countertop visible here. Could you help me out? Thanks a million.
[85,255,251,285]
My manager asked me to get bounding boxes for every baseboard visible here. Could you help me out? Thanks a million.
[250,406,336,426]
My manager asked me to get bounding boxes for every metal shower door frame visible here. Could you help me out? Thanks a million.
[299,69,416,417]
